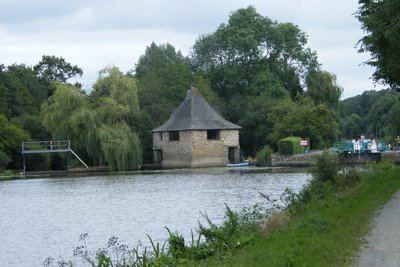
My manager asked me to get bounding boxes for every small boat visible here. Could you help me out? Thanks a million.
[227,161,250,167]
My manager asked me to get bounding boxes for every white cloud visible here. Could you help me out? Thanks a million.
[0,0,379,98]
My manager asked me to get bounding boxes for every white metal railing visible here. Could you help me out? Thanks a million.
[22,140,70,153]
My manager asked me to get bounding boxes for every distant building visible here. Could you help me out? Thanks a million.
[152,87,241,168]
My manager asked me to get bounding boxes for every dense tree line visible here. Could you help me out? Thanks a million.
[0,61,54,171]
[340,88,399,142]
[1,5,397,172]
[0,59,142,171]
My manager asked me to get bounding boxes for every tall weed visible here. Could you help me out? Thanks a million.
[367,159,395,173]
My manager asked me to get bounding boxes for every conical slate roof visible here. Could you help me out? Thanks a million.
[153,87,241,132]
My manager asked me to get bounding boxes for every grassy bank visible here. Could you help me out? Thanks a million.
[203,164,400,266]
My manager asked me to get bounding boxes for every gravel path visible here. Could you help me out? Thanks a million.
[356,190,400,266]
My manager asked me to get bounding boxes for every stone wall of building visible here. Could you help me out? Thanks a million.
[152,129,240,168]
[152,132,163,150]
[153,131,192,168]
[191,130,224,167]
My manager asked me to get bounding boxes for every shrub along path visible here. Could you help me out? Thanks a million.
[356,189,400,266]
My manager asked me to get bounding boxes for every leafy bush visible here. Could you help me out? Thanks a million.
[281,180,336,213]
[255,145,272,167]
[367,159,395,173]
[310,151,339,182]
[278,137,304,155]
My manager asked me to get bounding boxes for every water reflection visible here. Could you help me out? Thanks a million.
[0,168,309,266]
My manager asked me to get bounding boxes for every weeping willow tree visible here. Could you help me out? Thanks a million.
[92,66,140,126]
[41,83,90,147]
[41,67,142,171]
[91,67,142,170]
[98,123,141,171]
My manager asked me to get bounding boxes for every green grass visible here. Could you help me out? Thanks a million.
[203,166,400,267]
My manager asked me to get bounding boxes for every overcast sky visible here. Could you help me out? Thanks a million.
[0,0,385,99]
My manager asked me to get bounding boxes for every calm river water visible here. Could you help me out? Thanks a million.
[0,168,309,266]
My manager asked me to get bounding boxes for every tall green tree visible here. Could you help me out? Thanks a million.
[135,42,193,125]
[97,123,141,171]
[189,6,331,155]
[0,65,13,117]
[42,82,104,167]
[306,70,343,110]
[0,63,53,170]
[356,0,400,88]
[237,93,282,155]
[340,113,363,139]
[7,64,51,107]
[388,101,400,138]
[191,6,318,101]
[0,114,30,170]
[91,67,142,170]
[0,65,39,118]
[92,67,140,125]
[267,98,339,149]
[34,55,83,83]
[42,68,142,171]
[41,83,89,150]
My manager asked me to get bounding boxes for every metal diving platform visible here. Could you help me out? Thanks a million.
[21,140,88,173]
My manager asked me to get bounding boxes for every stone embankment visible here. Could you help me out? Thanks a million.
[271,152,317,167]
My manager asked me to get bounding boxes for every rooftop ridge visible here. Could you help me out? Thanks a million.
[152,87,241,132]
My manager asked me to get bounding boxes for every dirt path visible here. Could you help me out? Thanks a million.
[356,190,400,266]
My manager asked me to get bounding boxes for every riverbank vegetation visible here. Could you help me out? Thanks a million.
[44,155,400,266]
[212,163,399,267]
[1,3,399,172]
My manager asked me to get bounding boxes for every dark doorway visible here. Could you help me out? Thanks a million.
[154,149,163,164]
[228,147,235,163]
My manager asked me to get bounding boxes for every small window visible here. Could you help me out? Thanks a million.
[160,132,163,140]
[169,131,179,141]
[207,130,219,140]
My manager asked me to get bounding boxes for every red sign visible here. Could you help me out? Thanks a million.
[300,140,308,146]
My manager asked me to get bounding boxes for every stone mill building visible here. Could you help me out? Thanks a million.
[152,87,241,168]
